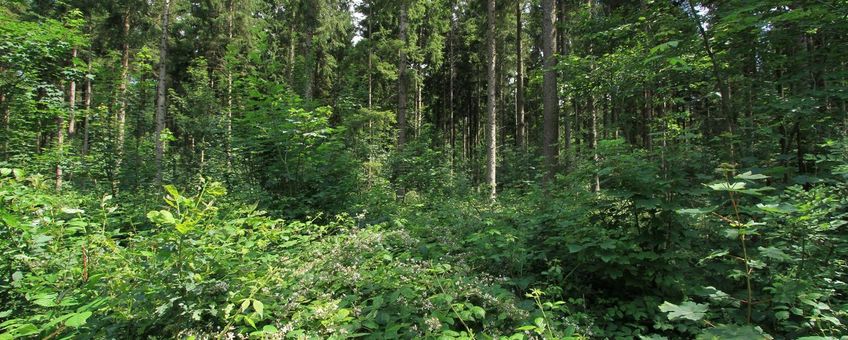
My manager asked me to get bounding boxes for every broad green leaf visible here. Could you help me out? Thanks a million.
[252,299,264,316]
[659,301,708,321]
[61,207,85,214]
[707,182,746,192]
[164,185,181,199]
[758,246,793,262]
[677,207,717,215]
[735,171,769,180]
[147,210,176,225]
[65,311,92,327]
[696,325,766,339]
[175,222,193,234]
[756,203,797,214]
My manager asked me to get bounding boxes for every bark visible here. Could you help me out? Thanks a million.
[302,4,317,101]
[226,0,234,177]
[589,94,599,192]
[1,92,8,161]
[396,0,408,200]
[561,1,572,169]
[68,48,77,137]
[515,0,525,149]
[688,0,730,124]
[449,13,456,168]
[113,13,131,194]
[485,0,497,201]
[541,0,559,184]
[155,0,172,186]
[55,103,64,191]
[82,60,91,156]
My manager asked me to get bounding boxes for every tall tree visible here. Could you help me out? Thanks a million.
[486,0,497,200]
[112,12,131,194]
[396,0,408,200]
[515,0,525,149]
[541,0,558,184]
[154,0,171,186]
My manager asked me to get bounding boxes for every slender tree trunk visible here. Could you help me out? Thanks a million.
[396,0,408,200]
[589,91,600,193]
[287,12,296,84]
[82,60,91,156]
[485,0,497,201]
[688,0,730,124]
[56,103,64,191]
[68,48,77,137]
[515,0,525,149]
[449,13,456,169]
[113,13,131,194]
[303,5,316,101]
[1,92,8,161]
[225,0,234,177]
[561,1,572,170]
[541,0,559,184]
[155,0,172,186]
[367,3,373,111]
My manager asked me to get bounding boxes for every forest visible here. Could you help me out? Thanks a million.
[1,0,847,338]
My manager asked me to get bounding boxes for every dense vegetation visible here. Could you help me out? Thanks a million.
[1,0,847,338]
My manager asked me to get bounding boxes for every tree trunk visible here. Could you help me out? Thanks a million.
[688,0,730,125]
[589,92,600,193]
[302,4,317,101]
[82,60,91,156]
[396,0,408,200]
[486,0,497,201]
[561,1,572,170]
[55,103,64,191]
[68,48,77,137]
[541,0,559,184]
[515,0,525,149]
[225,0,234,177]
[113,13,131,194]
[1,92,8,161]
[449,13,456,168]
[155,0,172,186]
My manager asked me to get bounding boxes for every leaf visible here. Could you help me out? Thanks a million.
[471,306,486,319]
[677,207,717,215]
[707,182,746,192]
[147,210,176,225]
[163,185,181,199]
[252,299,264,316]
[699,249,729,264]
[758,246,793,262]
[240,299,251,312]
[65,311,92,327]
[696,325,766,339]
[735,171,769,180]
[175,222,193,234]
[61,207,85,214]
[534,317,546,330]
[659,301,708,321]
[756,203,798,214]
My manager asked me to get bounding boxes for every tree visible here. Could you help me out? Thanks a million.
[396,0,409,200]
[485,0,497,200]
[154,0,171,186]
[515,0,525,149]
[541,0,558,184]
